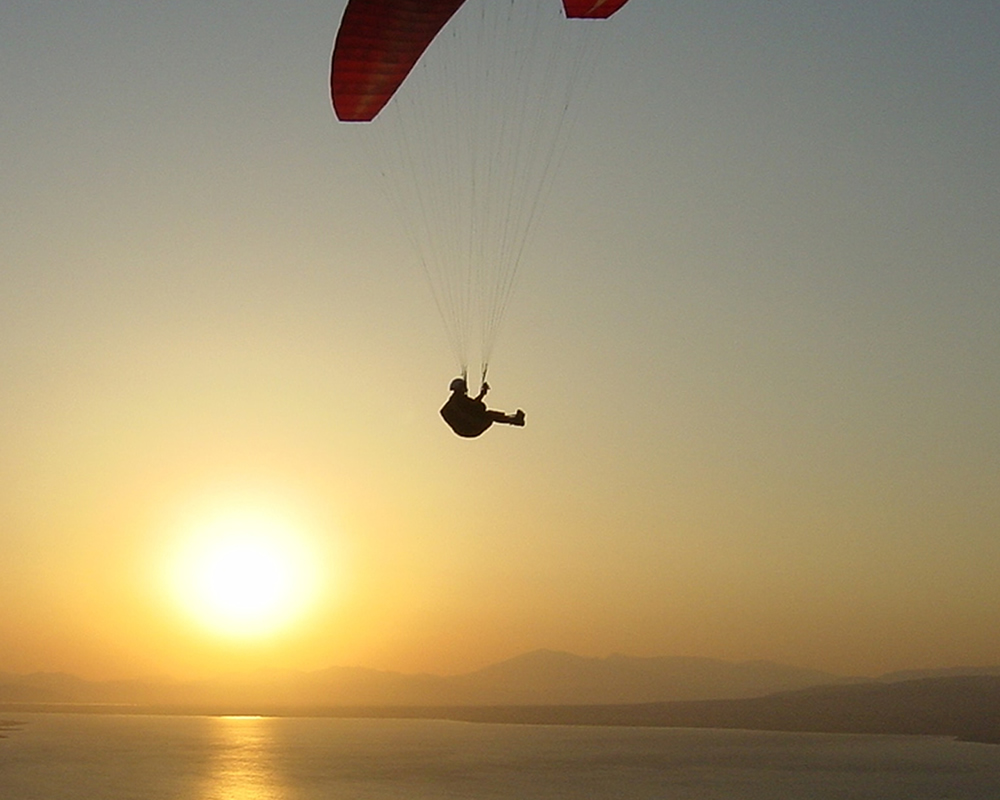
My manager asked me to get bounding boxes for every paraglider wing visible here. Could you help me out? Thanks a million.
[332,0,468,122]
[331,0,633,380]
[562,0,631,18]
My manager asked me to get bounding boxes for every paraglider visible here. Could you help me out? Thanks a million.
[440,377,525,438]
[331,0,632,436]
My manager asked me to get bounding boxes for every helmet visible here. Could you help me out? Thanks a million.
[449,377,468,392]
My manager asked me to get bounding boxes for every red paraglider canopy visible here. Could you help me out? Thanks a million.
[332,0,465,122]
[562,0,631,18]
[331,0,631,122]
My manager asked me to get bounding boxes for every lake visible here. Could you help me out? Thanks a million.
[1,713,998,799]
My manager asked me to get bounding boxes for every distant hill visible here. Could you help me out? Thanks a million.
[876,665,1000,682]
[3,652,1000,716]
[405,675,1000,745]
[447,650,846,704]
[0,651,846,707]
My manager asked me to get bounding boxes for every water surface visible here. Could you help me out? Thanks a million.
[1,713,998,799]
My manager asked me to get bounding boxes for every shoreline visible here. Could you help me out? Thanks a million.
[2,698,997,746]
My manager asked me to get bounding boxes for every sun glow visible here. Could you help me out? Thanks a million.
[169,507,322,639]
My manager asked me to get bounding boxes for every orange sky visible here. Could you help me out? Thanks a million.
[2,1,999,682]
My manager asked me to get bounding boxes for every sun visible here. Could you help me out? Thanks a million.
[169,508,321,639]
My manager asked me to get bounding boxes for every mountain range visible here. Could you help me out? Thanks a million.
[3,649,999,708]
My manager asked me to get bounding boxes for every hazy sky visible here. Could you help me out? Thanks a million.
[2,1,998,682]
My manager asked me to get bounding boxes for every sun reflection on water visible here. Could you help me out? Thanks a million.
[200,716,287,800]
